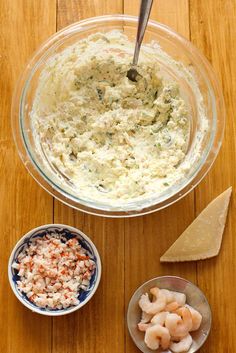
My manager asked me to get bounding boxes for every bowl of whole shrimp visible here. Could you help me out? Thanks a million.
[127,276,212,353]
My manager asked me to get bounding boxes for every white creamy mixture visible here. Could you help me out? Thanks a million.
[31,31,202,203]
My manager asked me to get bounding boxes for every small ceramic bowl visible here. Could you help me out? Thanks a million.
[127,276,212,353]
[8,224,101,316]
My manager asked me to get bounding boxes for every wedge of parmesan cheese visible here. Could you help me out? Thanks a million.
[160,187,232,262]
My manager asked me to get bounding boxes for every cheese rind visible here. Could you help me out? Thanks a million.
[160,187,232,262]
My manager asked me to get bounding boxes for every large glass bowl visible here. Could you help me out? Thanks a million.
[12,15,225,217]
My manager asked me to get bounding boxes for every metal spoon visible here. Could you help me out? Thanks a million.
[127,0,154,82]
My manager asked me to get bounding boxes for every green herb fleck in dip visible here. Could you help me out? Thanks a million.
[32,31,196,203]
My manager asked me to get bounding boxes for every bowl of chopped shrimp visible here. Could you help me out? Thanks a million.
[8,224,101,316]
[127,276,212,353]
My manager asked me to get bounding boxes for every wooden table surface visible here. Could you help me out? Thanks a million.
[0,1,235,352]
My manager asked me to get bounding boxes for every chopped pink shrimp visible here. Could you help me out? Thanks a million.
[12,233,96,309]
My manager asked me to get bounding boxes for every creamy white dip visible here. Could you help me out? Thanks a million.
[31,31,204,203]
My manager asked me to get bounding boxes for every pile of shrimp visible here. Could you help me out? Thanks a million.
[138,287,202,352]
[12,234,96,309]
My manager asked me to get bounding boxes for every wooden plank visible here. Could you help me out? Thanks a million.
[190,1,236,351]
[0,1,234,353]
[124,0,189,38]
[57,0,123,28]
[123,1,196,352]
[0,1,56,353]
[53,2,125,353]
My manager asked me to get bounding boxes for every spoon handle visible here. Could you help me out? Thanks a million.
[132,0,154,66]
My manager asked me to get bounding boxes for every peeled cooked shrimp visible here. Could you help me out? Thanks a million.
[138,287,201,352]
[172,291,186,306]
[165,307,192,337]
[138,309,169,332]
[139,287,166,315]
[151,311,168,325]
[140,311,153,324]
[139,311,169,332]
[160,289,174,303]
[160,289,186,306]
[138,311,153,331]
[170,333,193,353]
[145,324,171,350]
[185,304,202,331]
[165,313,184,337]
[175,307,193,331]
[138,322,152,332]
[165,301,180,312]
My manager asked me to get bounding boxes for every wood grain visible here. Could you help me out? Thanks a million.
[57,0,123,27]
[1,0,236,352]
[124,0,189,38]
[123,1,197,352]
[53,2,125,353]
[0,1,56,353]
[190,1,236,351]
